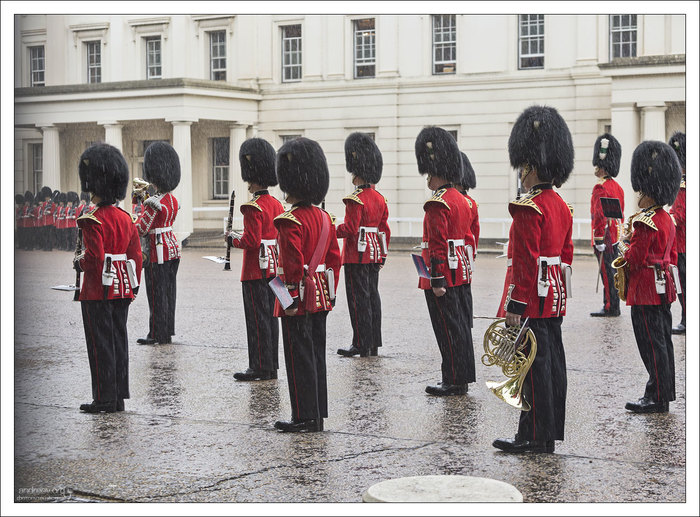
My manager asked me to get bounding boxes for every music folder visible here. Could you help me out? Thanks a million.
[411,253,431,280]
[268,275,294,309]
[600,197,623,219]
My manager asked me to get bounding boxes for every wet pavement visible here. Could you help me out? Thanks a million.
[12,245,689,505]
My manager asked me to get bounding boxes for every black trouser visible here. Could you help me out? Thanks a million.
[594,238,620,313]
[281,312,328,421]
[631,304,675,403]
[677,252,686,326]
[144,259,179,343]
[81,299,131,403]
[344,263,382,353]
[39,225,52,251]
[424,284,474,385]
[241,278,279,372]
[459,283,474,329]
[518,317,567,442]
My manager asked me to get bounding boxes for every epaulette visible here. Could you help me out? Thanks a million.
[77,206,101,225]
[322,209,337,225]
[680,178,686,189]
[131,214,138,224]
[242,196,263,212]
[424,188,450,210]
[144,194,163,211]
[633,207,659,231]
[597,177,608,185]
[509,189,542,215]
[343,188,364,205]
[567,203,574,216]
[274,207,301,225]
[465,196,473,209]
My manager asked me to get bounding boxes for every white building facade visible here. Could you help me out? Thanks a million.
[14,14,686,242]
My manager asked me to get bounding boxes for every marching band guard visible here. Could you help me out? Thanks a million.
[15,194,25,249]
[38,186,54,251]
[54,193,68,250]
[416,127,475,396]
[136,142,182,346]
[29,193,42,250]
[272,137,341,433]
[623,141,681,414]
[590,133,625,317]
[74,143,142,413]
[336,132,390,358]
[455,151,480,330]
[226,138,284,381]
[66,191,80,251]
[668,132,686,335]
[493,105,574,454]
[21,191,35,250]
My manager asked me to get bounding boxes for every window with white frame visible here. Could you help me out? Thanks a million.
[610,15,637,59]
[212,137,230,199]
[354,18,376,79]
[518,15,544,69]
[29,46,45,87]
[30,143,43,194]
[210,31,226,81]
[280,134,301,144]
[146,37,162,79]
[281,25,302,82]
[433,15,456,74]
[86,40,101,83]
[447,130,458,142]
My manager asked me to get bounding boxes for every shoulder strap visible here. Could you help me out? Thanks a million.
[307,210,331,273]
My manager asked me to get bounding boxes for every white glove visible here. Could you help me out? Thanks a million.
[226,230,242,241]
[595,243,606,253]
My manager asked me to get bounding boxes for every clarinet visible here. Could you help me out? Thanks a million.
[224,189,236,271]
[73,228,83,302]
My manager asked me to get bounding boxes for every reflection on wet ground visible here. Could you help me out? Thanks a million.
[13,248,688,504]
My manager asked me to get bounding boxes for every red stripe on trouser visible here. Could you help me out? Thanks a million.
[601,258,612,310]
[249,289,262,370]
[149,262,156,337]
[86,307,100,400]
[641,306,661,401]
[348,269,361,349]
[434,293,456,382]
[283,318,301,418]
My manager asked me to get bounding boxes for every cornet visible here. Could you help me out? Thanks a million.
[132,178,153,202]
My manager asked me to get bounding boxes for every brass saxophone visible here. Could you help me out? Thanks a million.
[482,318,537,411]
[611,211,641,301]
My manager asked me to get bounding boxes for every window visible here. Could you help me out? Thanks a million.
[29,46,45,87]
[86,41,101,83]
[146,37,162,79]
[212,137,230,199]
[282,25,302,82]
[30,144,43,194]
[518,15,544,69]
[447,130,458,141]
[280,134,301,144]
[354,18,375,78]
[610,15,637,59]
[433,15,456,74]
[210,31,226,80]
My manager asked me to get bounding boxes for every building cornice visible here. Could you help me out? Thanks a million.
[598,54,685,70]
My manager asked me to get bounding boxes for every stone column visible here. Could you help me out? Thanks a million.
[230,124,248,202]
[168,120,196,242]
[100,122,124,153]
[610,103,639,217]
[39,125,61,190]
[639,103,668,142]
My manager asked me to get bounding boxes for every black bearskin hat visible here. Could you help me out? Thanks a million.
[592,133,622,177]
[631,141,681,206]
[668,131,685,170]
[276,137,329,205]
[15,194,25,205]
[40,186,52,200]
[460,152,477,190]
[415,127,462,184]
[345,132,383,184]
[508,105,574,187]
[24,191,34,204]
[79,143,130,204]
[67,191,79,205]
[144,141,181,192]
[80,191,91,203]
[57,193,67,204]
[52,190,61,202]
[239,138,278,187]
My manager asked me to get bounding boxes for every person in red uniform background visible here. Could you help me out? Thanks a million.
[74,143,142,413]
[272,137,341,433]
[590,133,625,317]
[668,132,686,335]
[226,138,284,381]
[38,186,54,251]
[416,127,474,397]
[623,141,681,414]
[455,151,480,331]
[20,191,34,250]
[65,191,80,251]
[15,194,25,249]
[493,105,574,454]
[336,132,390,358]
[29,193,42,251]
[136,142,181,346]
[54,193,68,250]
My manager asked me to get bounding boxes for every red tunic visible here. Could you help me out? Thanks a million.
[419,186,473,290]
[590,176,625,246]
[55,205,67,229]
[65,205,79,229]
[30,205,41,228]
[669,179,686,254]
[336,185,391,264]
[497,185,574,319]
[464,193,480,253]
[624,206,677,306]
[136,192,181,263]
[273,205,342,317]
[39,201,55,227]
[77,205,143,301]
[230,191,285,281]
